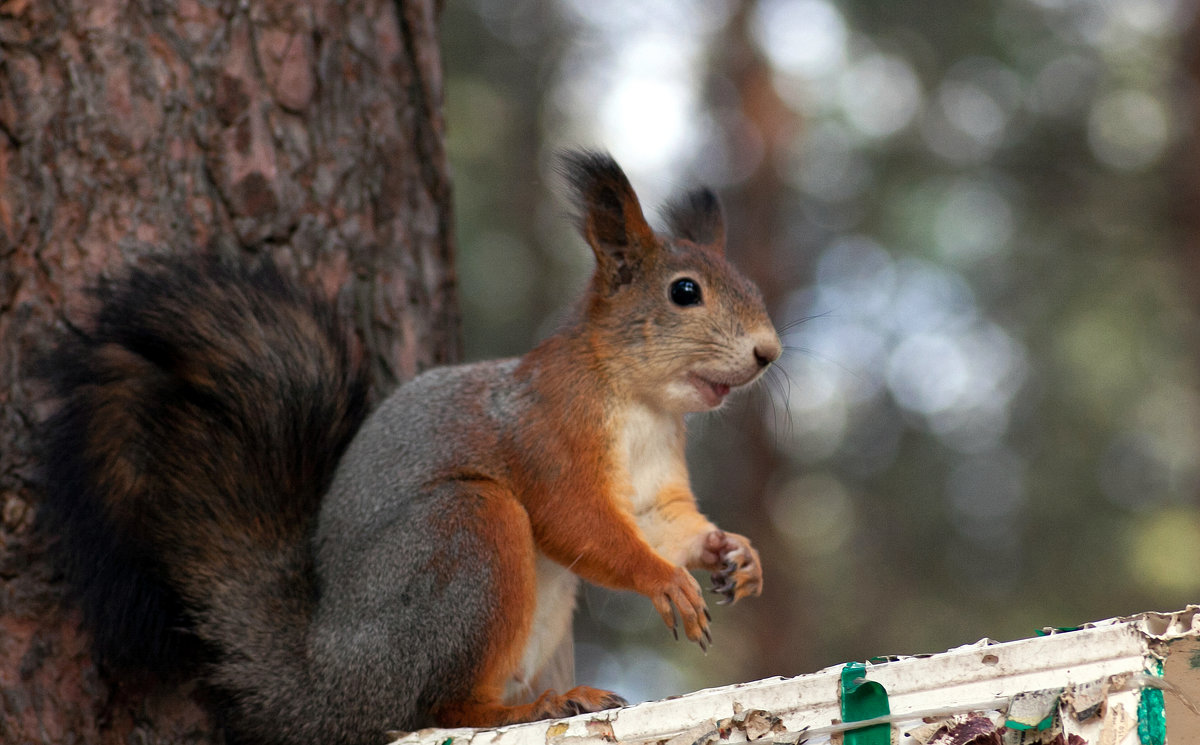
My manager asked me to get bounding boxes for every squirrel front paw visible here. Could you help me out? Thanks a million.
[649,566,712,651]
[701,530,762,605]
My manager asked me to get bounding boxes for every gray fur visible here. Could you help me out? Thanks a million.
[37,151,781,745]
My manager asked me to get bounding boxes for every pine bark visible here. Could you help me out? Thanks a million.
[0,1,457,741]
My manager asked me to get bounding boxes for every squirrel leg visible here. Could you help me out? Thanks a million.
[637,484,762,607]
[432,480,626,728]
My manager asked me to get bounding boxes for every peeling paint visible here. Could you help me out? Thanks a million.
[391,608,1200,745]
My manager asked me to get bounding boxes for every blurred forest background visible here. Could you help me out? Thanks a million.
[438,0,1200,704]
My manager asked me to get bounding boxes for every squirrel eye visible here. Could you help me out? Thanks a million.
[669,277,703,307]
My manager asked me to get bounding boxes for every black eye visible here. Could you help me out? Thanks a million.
[669,277,703,307]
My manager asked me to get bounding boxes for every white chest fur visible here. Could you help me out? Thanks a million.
[506,551,579,703]
[618,403,685,518]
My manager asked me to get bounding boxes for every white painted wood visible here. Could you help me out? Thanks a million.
[389,607,1200,745]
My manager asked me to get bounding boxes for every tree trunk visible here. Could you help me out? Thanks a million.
[0,1,457,741]
[694,0,816,678]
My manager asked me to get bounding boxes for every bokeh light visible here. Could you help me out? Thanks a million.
[442,0,1200,703]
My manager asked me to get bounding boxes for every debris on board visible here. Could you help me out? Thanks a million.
[1005,688,1062,732]
[389,607,1200,745]
[907,713,1005,744]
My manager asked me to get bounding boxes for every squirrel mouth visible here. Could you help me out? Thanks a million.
[688,373,733,408]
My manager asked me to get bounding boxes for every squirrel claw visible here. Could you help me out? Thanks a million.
[703,530,762,605]
[710,575,736,605]
[710,574,735,596]
[603,693,630,709]
[563,699,587,717]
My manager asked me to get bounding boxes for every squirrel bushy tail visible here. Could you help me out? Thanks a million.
[36,152,777,744]
[38,254,369,741]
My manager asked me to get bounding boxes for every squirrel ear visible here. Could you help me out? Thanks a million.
[559,150,658,287]
[662,187,725,255]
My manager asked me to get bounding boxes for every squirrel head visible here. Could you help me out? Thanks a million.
[560,150,782,414]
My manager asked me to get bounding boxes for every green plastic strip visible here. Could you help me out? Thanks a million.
[1034,625,1081,637]
[840,662,891,745]
[1138,661,1166,745]
[1004,714,1055,731]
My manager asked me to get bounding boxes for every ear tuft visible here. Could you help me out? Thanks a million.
[558,149,656,250]
[662,187,725,253]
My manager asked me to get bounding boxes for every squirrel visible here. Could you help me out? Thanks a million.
[36,151,782,745]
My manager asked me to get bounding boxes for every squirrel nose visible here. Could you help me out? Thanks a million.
[753,335,782,368]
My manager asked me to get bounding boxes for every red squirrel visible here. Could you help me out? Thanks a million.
[37,151,781,745]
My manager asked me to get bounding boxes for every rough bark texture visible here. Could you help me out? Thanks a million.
[0,0,458,741]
